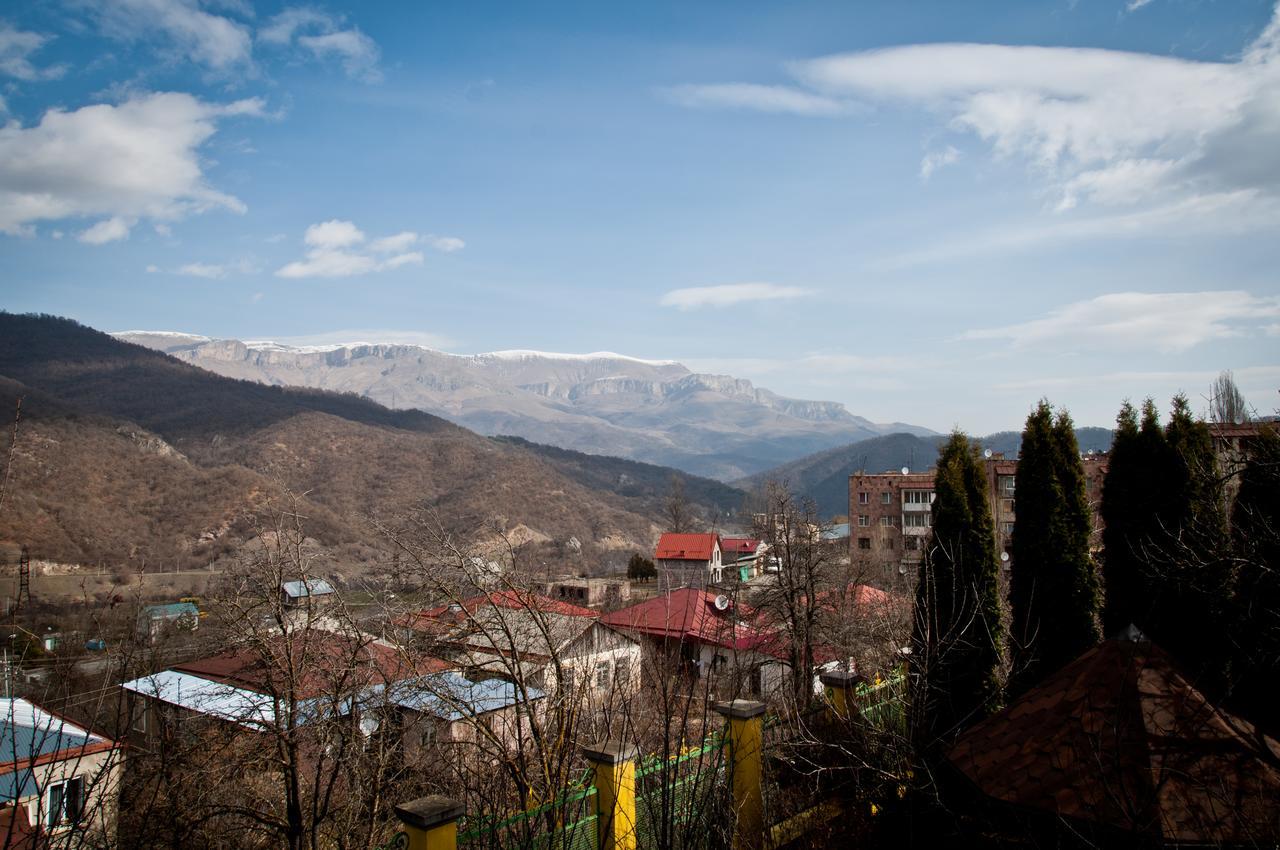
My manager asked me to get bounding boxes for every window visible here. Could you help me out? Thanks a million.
[595,661,610,689]
[749,666,763,696]
[857,515,870,527]
[904,490,933,505]
[1000,475,1016,494]
[879,516,893,527]
[857,492,869,504]
[46,777,84,829]
[904,513,930,528]
[904,537,920,551]
[881,492,892,504]
[1003,522,1015,535]
[615,655,632,687]
[885,538,895,550]
[857,537,871,550]
[1003,498,1015,513]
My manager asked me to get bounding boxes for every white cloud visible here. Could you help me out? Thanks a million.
[1126,0,1155,11]
[305,219,365,249]
[0,91,263,237]
[88,0,253,72]
[298,30,380,82]
[263,328,455,349]
[962,291,1280,354]
[145,264,160,273]
[0,21,68,80]
[662,83,850,116]
[177,261,225,278]
[78,216,132,244]
[250,291,264,303]
[659,282,813,310]
[154,222,172,236]
[675,6,1280,225]
[370,231,417,253]
[920,145,960,180]
[258,7,381,81]
[426,234,465,252]
[277,220,430,278]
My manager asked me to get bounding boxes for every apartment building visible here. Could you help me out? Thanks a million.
[850,454,1111,587]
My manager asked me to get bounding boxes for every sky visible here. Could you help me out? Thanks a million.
[2,0,1279,435]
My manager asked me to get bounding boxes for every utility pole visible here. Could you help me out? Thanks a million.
[15,546,30,610]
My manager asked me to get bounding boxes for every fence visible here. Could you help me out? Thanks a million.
[391,675,906,850]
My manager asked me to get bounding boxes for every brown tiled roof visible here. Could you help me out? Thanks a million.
[948,633,1280,844]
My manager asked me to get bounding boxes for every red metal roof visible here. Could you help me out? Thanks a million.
[601,588,780,654]
[398,590,599,632]
[654,533,720,561]
[174,633,449,699]
[720,538,763,555]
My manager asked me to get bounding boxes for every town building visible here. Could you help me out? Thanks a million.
[137,601,200,642]
[849,455,1111,587]
[600,588,791,698]
[653,533,723,586]
[541,576,631,609]
[395,590,642,701]
[720,538,767,582]
[280,579,336,611]
[0,697,124,847]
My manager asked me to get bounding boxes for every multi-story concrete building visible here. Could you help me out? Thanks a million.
[850,454,1110,588]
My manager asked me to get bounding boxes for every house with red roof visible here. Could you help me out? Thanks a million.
[396,590,642,702]
[720,537,768,581]
[601,588,791,698]
[654,533,724,587]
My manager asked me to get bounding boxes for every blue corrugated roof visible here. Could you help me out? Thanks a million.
[144,602,199,620]
[281,579,335,599]
[1,699,105,803]
[385,672,544,721]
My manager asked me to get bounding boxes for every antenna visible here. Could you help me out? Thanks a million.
[714,594,730,611]
[900,467,909,475]
[984,449,993,459]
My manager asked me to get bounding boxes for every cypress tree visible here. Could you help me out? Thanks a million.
[910,431,1003,752]
[1227,425,1280,721]
[1009,402,1100,694]
[1101,401,1143,635]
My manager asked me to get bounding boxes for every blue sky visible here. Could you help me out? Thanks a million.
[2,0,1278,434]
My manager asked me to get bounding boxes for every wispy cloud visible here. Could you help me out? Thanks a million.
[0,21,68,80]
[659,282,813,310]
[0,92,264,238]
[258,7,381,82]
[920,145,960,180]
[87,0,254,72]
[662,83,851,116]
[962,291,1280,354]
[275,220,459,279]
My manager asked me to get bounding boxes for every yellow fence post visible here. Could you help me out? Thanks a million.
[819,670,867,721]
[714,699,766,850]
[392,795,463,850]
[584,742,639,850]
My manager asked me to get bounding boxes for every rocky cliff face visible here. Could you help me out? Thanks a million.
[115,333,933,480]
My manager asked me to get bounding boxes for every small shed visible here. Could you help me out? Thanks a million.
[280,579,336,610]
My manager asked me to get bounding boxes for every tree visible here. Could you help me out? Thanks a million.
[1209,370,1251,424]
[1227,425,1280,722]
[909,432,1003,754]
[1008,402,1100,694]
[1101,396,1229,678]
[663,474,694,533]
[627,552,657,582]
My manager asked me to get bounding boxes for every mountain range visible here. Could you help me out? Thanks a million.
[0,314,749,572]
[114,332,933,481]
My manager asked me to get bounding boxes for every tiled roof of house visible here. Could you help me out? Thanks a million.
[655,533,719,561]
[947,631,1280,844]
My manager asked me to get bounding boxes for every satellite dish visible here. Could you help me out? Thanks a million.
[900,466,909,475]
[984,449,993,459]
[714,594,731,611]
[1000,552,1010,562]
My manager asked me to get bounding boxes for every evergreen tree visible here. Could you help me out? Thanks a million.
[1009,402,1100,694]
[1227,425,1280,721]
[1102,396,1229,678]
[910,432,1003,753]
